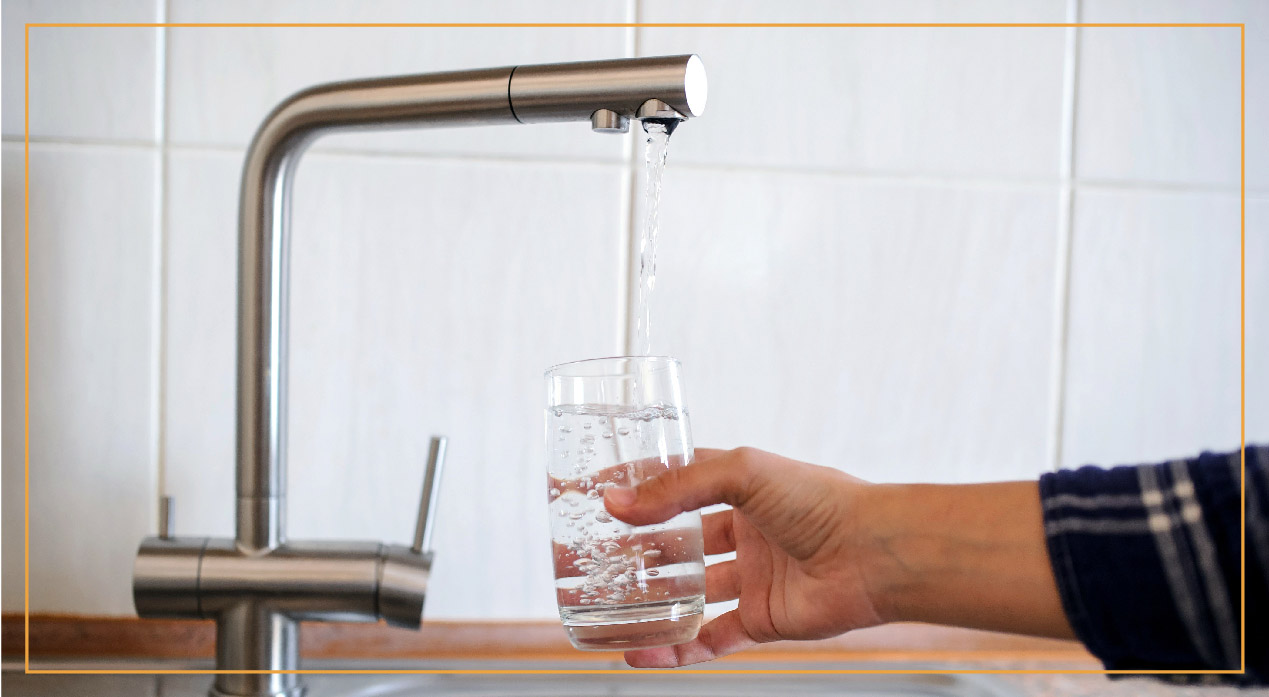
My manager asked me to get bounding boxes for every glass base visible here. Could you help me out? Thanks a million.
[561,597,704,651]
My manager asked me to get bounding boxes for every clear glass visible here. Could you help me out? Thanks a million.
[544,356,705,651]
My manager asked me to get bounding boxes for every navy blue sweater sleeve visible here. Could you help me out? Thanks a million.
[1039,444,1266,685]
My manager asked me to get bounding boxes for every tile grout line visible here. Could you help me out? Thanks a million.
[4,136,1262,198]
[619,0,642,357]
[149,0,170,525]
[1046,0,1082,473]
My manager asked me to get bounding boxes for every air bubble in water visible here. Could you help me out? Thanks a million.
[618,427,630,436]
[583,422,592,430]
[646,569,660,577]
[553,408,563,417]
[602,432,613,439]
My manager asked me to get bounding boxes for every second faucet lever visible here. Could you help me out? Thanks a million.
[413,436,447,555]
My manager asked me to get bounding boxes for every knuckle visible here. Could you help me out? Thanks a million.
[728,447,767,503]
[731,447,764,473]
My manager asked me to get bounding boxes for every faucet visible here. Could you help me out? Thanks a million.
[132,54,707,697]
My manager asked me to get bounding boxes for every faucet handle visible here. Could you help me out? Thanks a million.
[411,436,447,554]
[158,495,174,540]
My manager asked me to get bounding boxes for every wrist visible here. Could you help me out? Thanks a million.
[850,480,1075,639]
[849,482,927,625]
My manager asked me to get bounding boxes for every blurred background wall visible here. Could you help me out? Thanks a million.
[2,0,1264,620]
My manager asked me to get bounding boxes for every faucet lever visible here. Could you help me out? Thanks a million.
[158,495,174,540]
[412,436,447,554]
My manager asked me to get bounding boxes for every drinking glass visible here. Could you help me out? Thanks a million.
[544,356,705,650]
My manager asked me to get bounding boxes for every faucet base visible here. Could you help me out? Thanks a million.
[210,686,305,697]
[210,687,305,697]
[210,605,301,697]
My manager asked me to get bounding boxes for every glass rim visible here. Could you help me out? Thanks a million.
[544,355,681,378]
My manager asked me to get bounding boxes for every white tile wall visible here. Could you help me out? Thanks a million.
[648,169,1059,483]
[160,149,239,538]
[5,142,158,614]
[638,0,1068,178]
[1061,188,1244,468]
[1076,25,1242,188]
[1,0,159,141]
[2,2,1260,618]
[166,1,632,161]
[1077,0,1269,190]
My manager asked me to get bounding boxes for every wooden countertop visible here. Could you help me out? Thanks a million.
[4,613,1096,666]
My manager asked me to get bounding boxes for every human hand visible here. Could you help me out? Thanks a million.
[602,447,885,667]
[602,447,1073,667]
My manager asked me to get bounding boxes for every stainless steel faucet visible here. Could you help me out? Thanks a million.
[132,54,707,697]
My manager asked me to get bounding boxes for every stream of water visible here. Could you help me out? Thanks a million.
[631,121,672,357]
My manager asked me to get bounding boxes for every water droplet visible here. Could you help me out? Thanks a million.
[601,432,614,439]
[595,511,612,523]
[553,408,563,417]
[618,427,631,436]
[583,422,592,429]
[549,487,561,497]
[586,490,600,500]
[646,569,660,577]
[559,426,573,433]
[643,549,662,558]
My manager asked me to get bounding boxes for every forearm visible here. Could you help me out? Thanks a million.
[857,481,1076,639]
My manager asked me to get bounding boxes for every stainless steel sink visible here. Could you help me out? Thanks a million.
[3,662,1022,697]
[272,673,1016,697]
[153,663,1020,697]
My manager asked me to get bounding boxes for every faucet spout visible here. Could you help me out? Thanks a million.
[234,54,706,551]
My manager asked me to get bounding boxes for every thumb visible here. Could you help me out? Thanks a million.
[603,448,759,526]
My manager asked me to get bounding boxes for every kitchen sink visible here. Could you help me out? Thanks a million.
[3,663,1022,697]
[260,672,1017,697]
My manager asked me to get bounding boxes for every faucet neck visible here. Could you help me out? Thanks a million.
[232,56,705,550]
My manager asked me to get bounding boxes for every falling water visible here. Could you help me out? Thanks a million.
[632,121,672,357]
